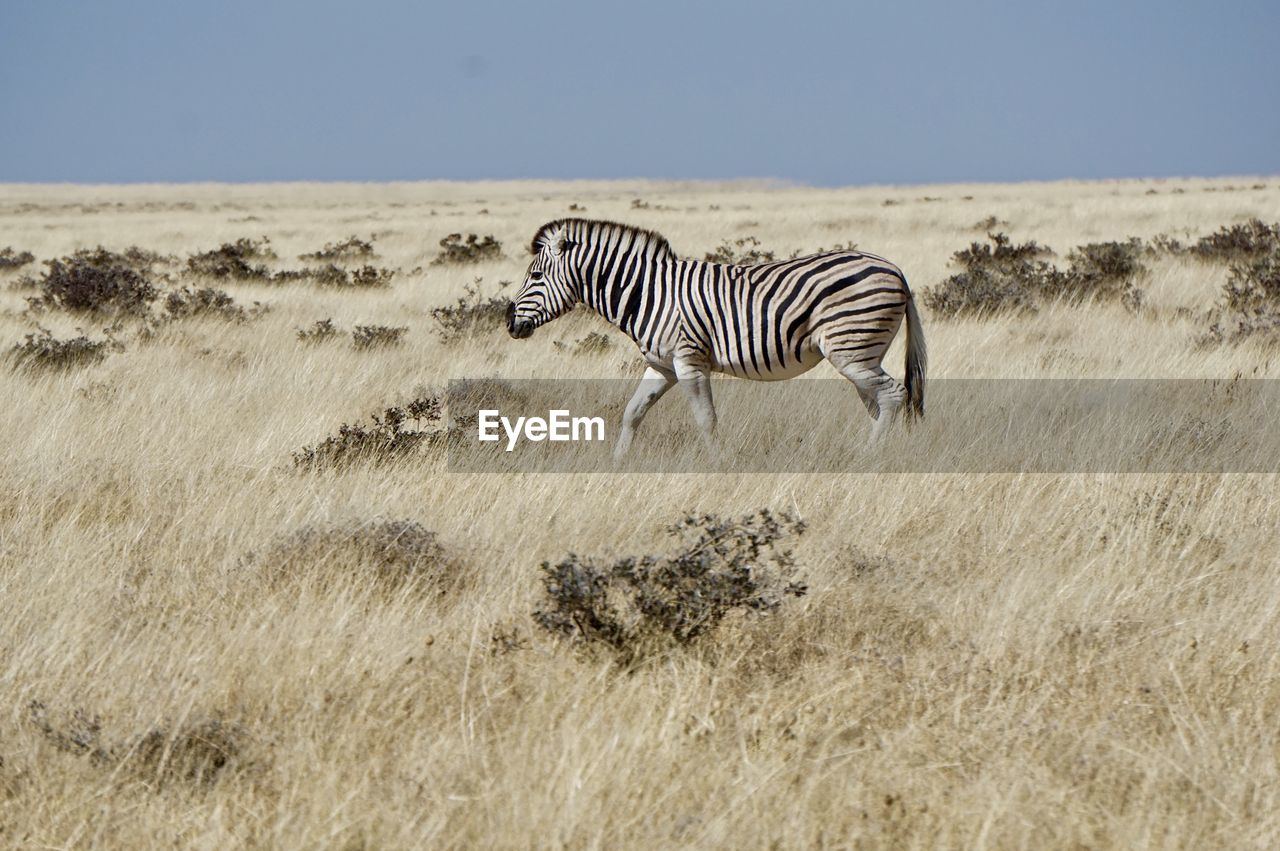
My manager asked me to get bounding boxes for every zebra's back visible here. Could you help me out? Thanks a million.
[680,251,910,379]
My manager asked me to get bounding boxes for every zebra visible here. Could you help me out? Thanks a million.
[505,219,926,458]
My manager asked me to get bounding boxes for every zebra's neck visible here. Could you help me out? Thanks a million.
[579,249,682,345]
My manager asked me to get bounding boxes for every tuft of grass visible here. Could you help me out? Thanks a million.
[187,237,276,281]
[298,235,376,262]
[533,510,808,664]
[28,700,244,788]
[432,233,502,265]
[430,278,511,343]
[352,324,407,350]
[293,395,441,469]
[704,236,777,265]
[252,518,463,595]
[10,327,118,371]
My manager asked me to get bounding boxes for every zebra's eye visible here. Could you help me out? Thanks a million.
[530,270,544,282]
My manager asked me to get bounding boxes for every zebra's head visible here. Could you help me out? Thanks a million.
[507,222,581,339]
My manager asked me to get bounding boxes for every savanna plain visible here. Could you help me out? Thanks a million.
[1,177,1279,849]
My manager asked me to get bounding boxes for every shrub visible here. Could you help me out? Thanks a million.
[1201,254,1280,346]
[554,331,613,355]
[29,248,160,315]
[705,236,777,265]
[533,510,808,664]
[297,318,340,343]
[430,278,510,343]
[186,237,275,280]
[0,247,35,270]
[290,263,396,288]
[1191,219,1280,262]
[432,233,502,265]
[293,395,441,469]
[922,233,1052,318]
[1055,239,1146,307]
[347,265,396,288]
[10,327,116,371]
[924,233,1145,318]
[298,235,375,262]
[163,286,247,321]
[352,324,407,350]
[254,518,462,594]
[28,700,243,787]
[1222,253,1280,314]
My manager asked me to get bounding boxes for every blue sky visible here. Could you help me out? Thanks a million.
[1,0,1276,185]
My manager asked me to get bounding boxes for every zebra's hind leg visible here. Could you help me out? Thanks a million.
[830,360,907,444]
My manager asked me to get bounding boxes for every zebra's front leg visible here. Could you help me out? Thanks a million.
[614,365,677,459]
[675,361,718,453]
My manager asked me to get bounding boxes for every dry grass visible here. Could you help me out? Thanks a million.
[1,177,1279,849]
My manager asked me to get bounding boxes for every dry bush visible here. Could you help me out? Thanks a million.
[533,510,808,664]
[296,318,340,343]
[1056,238,1146,307]
[704,235,777,265]
[163,286,250,321]
[924,233,1145,318]
[1201,253,1280,346]
[972,215,1009,231]
[922,233,1051,317]
[187,237,276,280]
[252,518,464,595]
[298,235,376,262]
[430,278,510,342]
[293,395,441,469]
[28,700,244,788]
[9,327,118,371]
[27,248,162,315]
[352,324,407,350]
[345,265,396,288]
[0,247,36,270]
[553,331,613,355]
[1190,219,1280,262]
[432,233,502,265]
[287,263,396,288]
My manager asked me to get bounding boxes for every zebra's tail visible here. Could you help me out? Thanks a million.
[903,286,927,420]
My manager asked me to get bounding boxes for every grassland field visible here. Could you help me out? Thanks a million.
[1,176,1279,849]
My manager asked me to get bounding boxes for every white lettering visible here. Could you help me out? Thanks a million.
[478,409,607,451]
[574,415,605,442]
[502,416,525,452]
[549,409,570,441]
[478,410,500,442]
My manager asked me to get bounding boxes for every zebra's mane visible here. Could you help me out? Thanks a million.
[530,218,675,259]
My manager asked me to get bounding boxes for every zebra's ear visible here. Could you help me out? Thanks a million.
[544,225,568,258]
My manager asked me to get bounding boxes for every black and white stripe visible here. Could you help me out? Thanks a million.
[506,219,926,456]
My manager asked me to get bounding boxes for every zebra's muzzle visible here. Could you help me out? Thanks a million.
[506,302,534,339]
